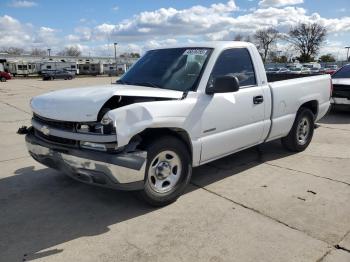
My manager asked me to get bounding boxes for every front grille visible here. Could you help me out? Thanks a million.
[33,114,76,131]
[333,84,350,99]
[35,129,78,147]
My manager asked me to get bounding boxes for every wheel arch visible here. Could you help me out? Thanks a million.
[132,127,193,160]
[299,100,318,119]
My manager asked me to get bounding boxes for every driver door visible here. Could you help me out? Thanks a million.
[200,48,265,163]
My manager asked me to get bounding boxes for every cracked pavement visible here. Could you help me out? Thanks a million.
[0,78,349,262]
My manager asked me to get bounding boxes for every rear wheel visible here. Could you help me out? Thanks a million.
[282,108,315,152]
[138,136,192,206]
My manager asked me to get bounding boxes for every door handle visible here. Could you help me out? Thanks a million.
[253,95,264,104]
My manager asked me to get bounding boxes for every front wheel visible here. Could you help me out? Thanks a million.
[282,108,315,152]
[138,136,192,206]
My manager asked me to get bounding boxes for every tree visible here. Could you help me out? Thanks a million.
[57,46,82,57]
[319,54,336,62]
[286,22,327,63]
[254,27,280,62]
[0,47,25,55]
[272,54,288,63]
[30,48,47,56]
[233,34,244,41]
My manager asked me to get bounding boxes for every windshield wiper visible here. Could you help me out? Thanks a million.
[132,82,162,88]
[116,79,131,85]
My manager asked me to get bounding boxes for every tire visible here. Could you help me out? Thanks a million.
[68,76,73,80]
[0,77,6,82]
[282,107,315,152]
[138,136,192,206]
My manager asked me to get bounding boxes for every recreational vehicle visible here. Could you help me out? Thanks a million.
[5,61,40,76]
[41,60,78,75]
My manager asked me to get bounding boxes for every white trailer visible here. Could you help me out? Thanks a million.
[40,61,78,75]
[5,61,40,76]
[78,62,103,75]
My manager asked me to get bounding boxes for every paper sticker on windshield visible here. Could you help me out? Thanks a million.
[183,49,208,56]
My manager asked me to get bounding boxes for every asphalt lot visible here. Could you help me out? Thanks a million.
[0,78,350,262]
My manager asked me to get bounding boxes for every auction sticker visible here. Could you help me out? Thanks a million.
[183,49,208,56]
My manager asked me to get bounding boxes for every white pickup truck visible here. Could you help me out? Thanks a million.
[23,42,331,206]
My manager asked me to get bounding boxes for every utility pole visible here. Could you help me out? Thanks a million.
[114,43,118,65]
[47,48,51,57]
[346,46,350,62]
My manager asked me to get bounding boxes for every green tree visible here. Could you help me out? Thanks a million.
[319,54,336,62]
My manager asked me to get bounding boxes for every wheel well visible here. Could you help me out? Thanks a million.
[133,128,192,157]
[299,100,318,118]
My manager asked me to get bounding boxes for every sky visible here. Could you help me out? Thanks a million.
[0,0,349,59]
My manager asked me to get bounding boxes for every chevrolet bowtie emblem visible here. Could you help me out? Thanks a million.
[40,125,50,136]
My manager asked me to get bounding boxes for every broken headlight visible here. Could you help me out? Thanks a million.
[76,115,115,135]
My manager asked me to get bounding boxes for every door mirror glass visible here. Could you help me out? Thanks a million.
[206,75,240,94]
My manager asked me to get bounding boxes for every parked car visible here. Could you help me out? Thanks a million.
[288,67,311,75]
[266,67,290,74]
[0,71,12,82]
[324,66,337,75]
[22,41,331,206]
[310,68,320,74]
[42,70,75,80]
[276,68,290,74]
[331,64,350,106]
[266,67,278,74]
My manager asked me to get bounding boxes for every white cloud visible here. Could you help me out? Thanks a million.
[258,0,303,7]
[1,0,350,59]
[9,0,37,8]
[112,6,119,11]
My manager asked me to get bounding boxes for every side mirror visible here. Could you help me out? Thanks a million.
[206,75,240,94]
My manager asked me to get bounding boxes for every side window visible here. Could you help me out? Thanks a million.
[208,48,256,88]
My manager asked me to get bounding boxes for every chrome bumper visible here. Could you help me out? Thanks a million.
[25,131,147,190]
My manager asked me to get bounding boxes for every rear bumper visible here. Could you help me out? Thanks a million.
[25,131,147,191]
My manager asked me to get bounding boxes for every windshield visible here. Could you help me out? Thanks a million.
[332,65,350,79]
[118,48,212,91]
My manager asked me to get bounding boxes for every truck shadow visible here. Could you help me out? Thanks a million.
[318,106,350,125]
[1,140,292,261]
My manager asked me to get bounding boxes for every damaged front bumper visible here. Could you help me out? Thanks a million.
[25,130,147,191]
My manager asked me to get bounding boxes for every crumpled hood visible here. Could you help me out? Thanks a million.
[31,84,183,122]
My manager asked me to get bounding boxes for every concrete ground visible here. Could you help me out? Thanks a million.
[0,78,349,262]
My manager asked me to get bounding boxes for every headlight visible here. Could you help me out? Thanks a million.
[76,115,115,135]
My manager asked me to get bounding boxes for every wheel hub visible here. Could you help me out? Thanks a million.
[155,161,171,179]
[147,150,182,194]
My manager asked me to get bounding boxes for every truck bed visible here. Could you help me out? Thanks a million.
[266,74,331,141]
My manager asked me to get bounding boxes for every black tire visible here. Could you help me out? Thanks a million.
[138,136,192,206]
[282,107,315,152]
[0,77,6,82]
[68,76,73,80]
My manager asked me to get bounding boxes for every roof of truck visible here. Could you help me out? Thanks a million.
[150,41,255,50]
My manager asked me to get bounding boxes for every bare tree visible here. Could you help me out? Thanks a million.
[0,47,25,55]
[244,35,253,43]
[57,46,82,57]
[286,22,327,63]
[30,48,47,56]
[233,34,244,41]
[254,27,280,62]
